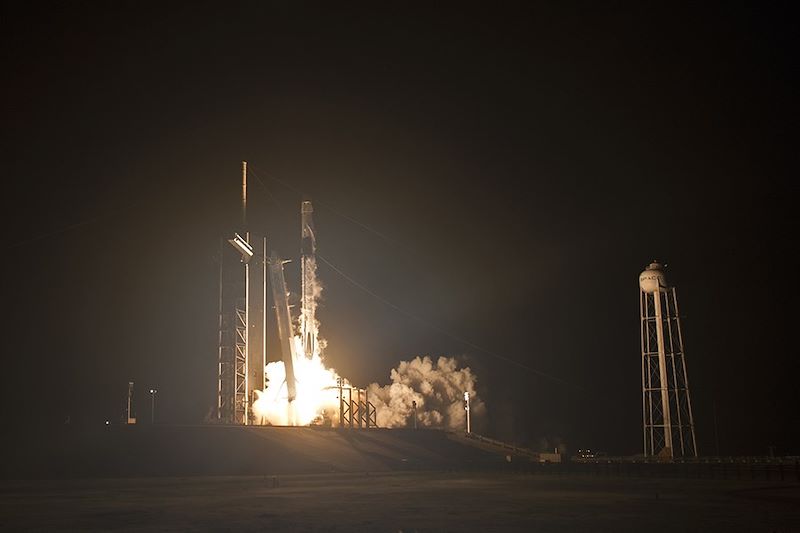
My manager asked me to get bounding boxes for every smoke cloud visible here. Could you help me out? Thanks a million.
[367,356,486,430]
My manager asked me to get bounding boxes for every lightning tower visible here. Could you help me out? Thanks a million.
[639,261,697,458]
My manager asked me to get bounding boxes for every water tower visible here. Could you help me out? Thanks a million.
[639,261,697,458]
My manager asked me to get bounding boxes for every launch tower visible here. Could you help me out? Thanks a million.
[217,161,267,424]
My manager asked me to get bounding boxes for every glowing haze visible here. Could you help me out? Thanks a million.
[250,254,483,428]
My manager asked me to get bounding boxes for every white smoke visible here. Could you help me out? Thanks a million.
[367,356,486,430]
[299,256,326,355]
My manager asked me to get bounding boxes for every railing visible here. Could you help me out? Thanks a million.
[518,458,800,483]
[464,432,539,459]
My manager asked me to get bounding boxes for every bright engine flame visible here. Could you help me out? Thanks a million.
[252,337,344,426]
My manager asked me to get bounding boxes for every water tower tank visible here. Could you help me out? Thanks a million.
[639,261,666,293]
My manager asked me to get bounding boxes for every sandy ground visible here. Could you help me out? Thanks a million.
[1,471,798,532]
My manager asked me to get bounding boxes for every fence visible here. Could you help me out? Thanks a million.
[519,458,800,483]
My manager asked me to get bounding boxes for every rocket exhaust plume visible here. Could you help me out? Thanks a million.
[251,200,485,428]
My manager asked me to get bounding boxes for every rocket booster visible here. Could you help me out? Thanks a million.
[300,200,317,358]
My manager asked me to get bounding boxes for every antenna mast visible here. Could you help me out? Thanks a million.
[241,160,247,227]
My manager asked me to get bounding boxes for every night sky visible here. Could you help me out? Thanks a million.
[2,3,795,456]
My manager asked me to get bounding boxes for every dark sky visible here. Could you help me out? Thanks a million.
[2,3,795,456]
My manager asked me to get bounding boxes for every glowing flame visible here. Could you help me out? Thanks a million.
[252,337,343,426]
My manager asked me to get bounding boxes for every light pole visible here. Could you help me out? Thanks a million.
[464,391,471,435]
[149,389,158,424]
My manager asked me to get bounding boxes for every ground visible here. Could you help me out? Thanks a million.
[2,471,798,532]
[3,427,797,531]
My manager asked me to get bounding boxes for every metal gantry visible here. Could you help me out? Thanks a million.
[640,262,697,459]
[217,162,267,425]
[338,378,376,429]
[234,301,248,423]
[216,244,250,424]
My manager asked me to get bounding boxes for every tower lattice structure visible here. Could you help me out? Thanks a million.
[640,261,697,458]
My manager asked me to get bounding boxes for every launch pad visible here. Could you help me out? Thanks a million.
[214,164,480,433]
[216,163,356,427]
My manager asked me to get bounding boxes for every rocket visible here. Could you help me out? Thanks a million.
[300,200,317,358]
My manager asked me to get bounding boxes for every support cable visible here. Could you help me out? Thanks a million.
[249,164,577,388]
[9,200,141,249]
[248,164,400,247]
[317,252,577,389]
